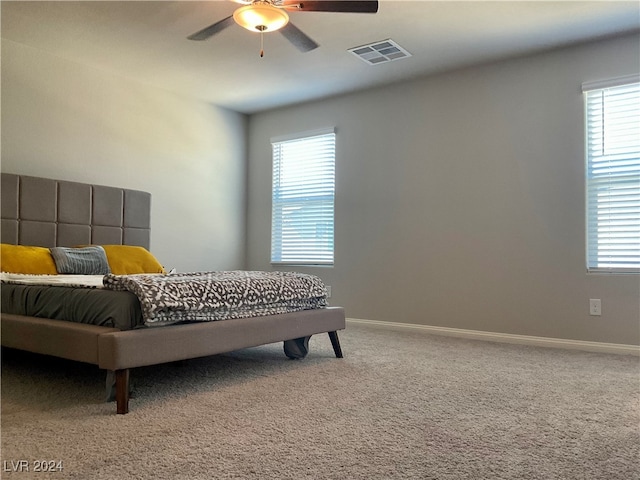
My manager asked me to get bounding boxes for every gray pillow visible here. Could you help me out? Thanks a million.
[49,246,111,275]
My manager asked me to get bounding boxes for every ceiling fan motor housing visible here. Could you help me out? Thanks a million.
[233,3,290,32]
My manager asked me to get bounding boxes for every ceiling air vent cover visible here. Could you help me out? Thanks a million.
[348,39,412,65]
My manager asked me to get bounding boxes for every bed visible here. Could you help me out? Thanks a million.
[0,173,345,414]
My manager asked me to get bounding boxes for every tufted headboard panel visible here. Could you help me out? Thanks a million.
[1,173,151,249]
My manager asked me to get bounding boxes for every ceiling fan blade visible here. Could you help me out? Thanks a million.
[282,1,378,13]
[187,15,235,41]
[280,22,319,52]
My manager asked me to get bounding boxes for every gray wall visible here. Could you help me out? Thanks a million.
[2,32,638,346]
[246,34,640,346]
[1,40,248,272]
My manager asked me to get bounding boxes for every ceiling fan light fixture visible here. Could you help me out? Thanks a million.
[233,3,289,32]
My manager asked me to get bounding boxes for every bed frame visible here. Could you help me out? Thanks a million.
[0,173,345,414]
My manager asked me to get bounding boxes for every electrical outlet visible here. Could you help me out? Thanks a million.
[326,286,332,298]
[589,299,601,316]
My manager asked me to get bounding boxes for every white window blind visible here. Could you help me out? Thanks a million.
[584,76,640,273]
[271,129,335,265]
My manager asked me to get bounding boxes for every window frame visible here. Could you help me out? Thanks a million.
[583,74,640,274]
[270,127,336,266]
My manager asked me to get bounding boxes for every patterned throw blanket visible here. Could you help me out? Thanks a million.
[103,270,327,327]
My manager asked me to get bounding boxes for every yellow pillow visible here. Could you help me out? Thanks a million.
[101,245,165,275]
[0,244,58,274]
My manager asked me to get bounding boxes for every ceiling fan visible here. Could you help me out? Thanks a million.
[187,0,379,56]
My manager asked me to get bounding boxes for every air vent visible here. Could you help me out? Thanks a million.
[348,39,412,65]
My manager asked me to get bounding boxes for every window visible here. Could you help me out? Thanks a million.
[583,75,640,273]
[271,128,335,265]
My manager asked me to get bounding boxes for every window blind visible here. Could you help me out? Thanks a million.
[584,77,640,273]
[271,129,335,265]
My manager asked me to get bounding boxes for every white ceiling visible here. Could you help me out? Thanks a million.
[2,1,639,114]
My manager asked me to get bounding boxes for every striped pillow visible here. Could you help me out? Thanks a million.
[50,246,111,275]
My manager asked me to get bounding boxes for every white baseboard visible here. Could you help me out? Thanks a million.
[346,318,640,356]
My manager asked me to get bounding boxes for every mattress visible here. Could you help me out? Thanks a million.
[1,284,143,330]
[1,270,328,331]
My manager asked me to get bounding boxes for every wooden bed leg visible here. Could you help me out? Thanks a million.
[115,369,130,414]
[328,331,343,358]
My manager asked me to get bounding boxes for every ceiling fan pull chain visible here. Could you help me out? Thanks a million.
[255,24,267,57]
[260,30,264,57]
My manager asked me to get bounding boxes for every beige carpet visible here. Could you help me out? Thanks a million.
[2,322,639,480]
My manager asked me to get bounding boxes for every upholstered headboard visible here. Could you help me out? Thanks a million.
[1,174,151,249]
